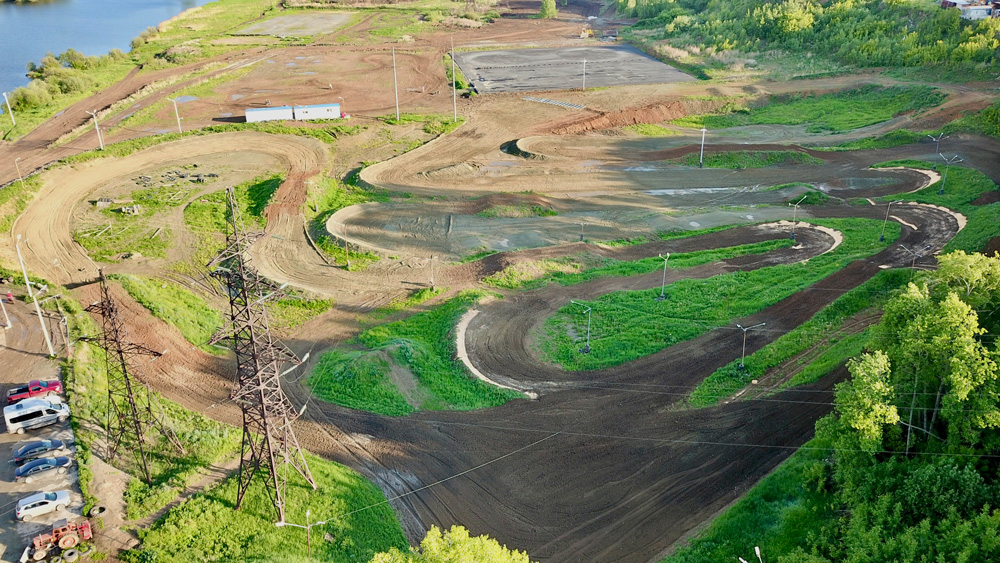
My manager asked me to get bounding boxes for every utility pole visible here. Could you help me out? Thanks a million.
[15,235,54,356]
[788,195,807,240]
[2,92,14,126]
[582,58,587,90]
[570,300,592,354]
[429,255,438,290]
[83,270,185,484]
[208,187,315,522]
[656,253,670,301]
[167,97,182,134]
[899,244,930,283]
[736,322,765,370]
[451,38,458,123]
[699,127,707,168]
[392,47,400,121]
[578,222,586,242]
[938,154,962,196]
[85,110,104,150]
[879,200,896,242]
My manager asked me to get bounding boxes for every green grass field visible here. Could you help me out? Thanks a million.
[679,151,823,169]
[123,452,408,563]
[306,177,387,270]
[541,218,899,371]
[484,239,795,291]
[672,85,945,133]
[309,291,523,414]
[687,269,909,407]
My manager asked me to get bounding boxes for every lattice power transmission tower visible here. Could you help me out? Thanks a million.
[85,270,184,484]
[208,186,315,522]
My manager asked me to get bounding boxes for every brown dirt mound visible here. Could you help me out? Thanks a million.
[461,192,555,215]
[971,191,1000,206]
[982,237,1000,257]
[549,100,711,135]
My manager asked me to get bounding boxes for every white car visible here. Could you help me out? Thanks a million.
[15,490,71,522]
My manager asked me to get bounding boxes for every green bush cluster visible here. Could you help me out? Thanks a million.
[8,48,128,111]
[620,0,1000,75]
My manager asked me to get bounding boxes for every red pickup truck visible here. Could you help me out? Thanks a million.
[6,380,63,405]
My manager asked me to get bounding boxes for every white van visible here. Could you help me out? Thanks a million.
[3,399,70,434]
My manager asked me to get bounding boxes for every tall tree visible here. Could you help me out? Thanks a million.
[539,0,558,18]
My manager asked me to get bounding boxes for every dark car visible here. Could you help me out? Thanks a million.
[14,456,72,484]
[13,439,66,465]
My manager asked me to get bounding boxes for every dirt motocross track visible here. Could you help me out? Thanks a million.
[1,1,999,561]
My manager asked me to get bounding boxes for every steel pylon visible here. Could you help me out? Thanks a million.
[208,186,315,522]
[85,270,185,484]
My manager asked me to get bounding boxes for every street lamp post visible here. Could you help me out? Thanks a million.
[927,133,948,156]
[788,195,807,240]
[3,92,14,126]
[736,322,765,370]
[167,97,182,134]
[15,235,55,356]
[570,300,592,354]
[14,157,26,191]
[429,255,438,290]
[0,292,10,330]
[275,509,327,563]
[938,154,962,196]
[880,200,896,242]
[85,110,104,150]
[900,244,930,283]
[582,58,587,90]
[656,253,670,301]
[699,127,707,168]
[392,47,400,121]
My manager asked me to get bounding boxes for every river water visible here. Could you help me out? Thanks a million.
[0,0,213,96]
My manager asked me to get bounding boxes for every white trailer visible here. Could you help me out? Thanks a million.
[245,106,294,123]
[293,103,342,120]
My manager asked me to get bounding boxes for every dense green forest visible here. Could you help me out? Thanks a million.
[784,252,1000,561]
[618,0,1000,75]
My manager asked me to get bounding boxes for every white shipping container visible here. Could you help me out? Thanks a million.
[293,103,341,120]
[246,106,294,123]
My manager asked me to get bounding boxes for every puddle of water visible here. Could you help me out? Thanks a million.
[646,187,739,195]
[231,94,245,100]
[689,221,701,227]
[54,110,65,117]
[174,95,197,104]
[286,62,297,67]
[266,60,276,64]
[295,56,306,60]
[298,71,317,76]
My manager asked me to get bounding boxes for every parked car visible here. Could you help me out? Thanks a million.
[14,457,72,484]
[6,381,63,405]
[3,399,70,435]
[13,439,67,465]
[15,490,71,522]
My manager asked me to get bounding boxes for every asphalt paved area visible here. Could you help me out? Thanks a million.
[454,45,696,93]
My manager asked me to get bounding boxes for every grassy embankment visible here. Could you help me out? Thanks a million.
[483,239,795,290]
[541,218,900,371]
[671,85,945,133]
[677,150,823,168]
[109,274,223,354]
[308,290,523,416]
[122,451,408,563]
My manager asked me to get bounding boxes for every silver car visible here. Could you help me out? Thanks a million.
[15,490,71,522]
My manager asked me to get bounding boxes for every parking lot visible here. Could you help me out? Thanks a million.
[0,297,82,563]
[453,45,696,94]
